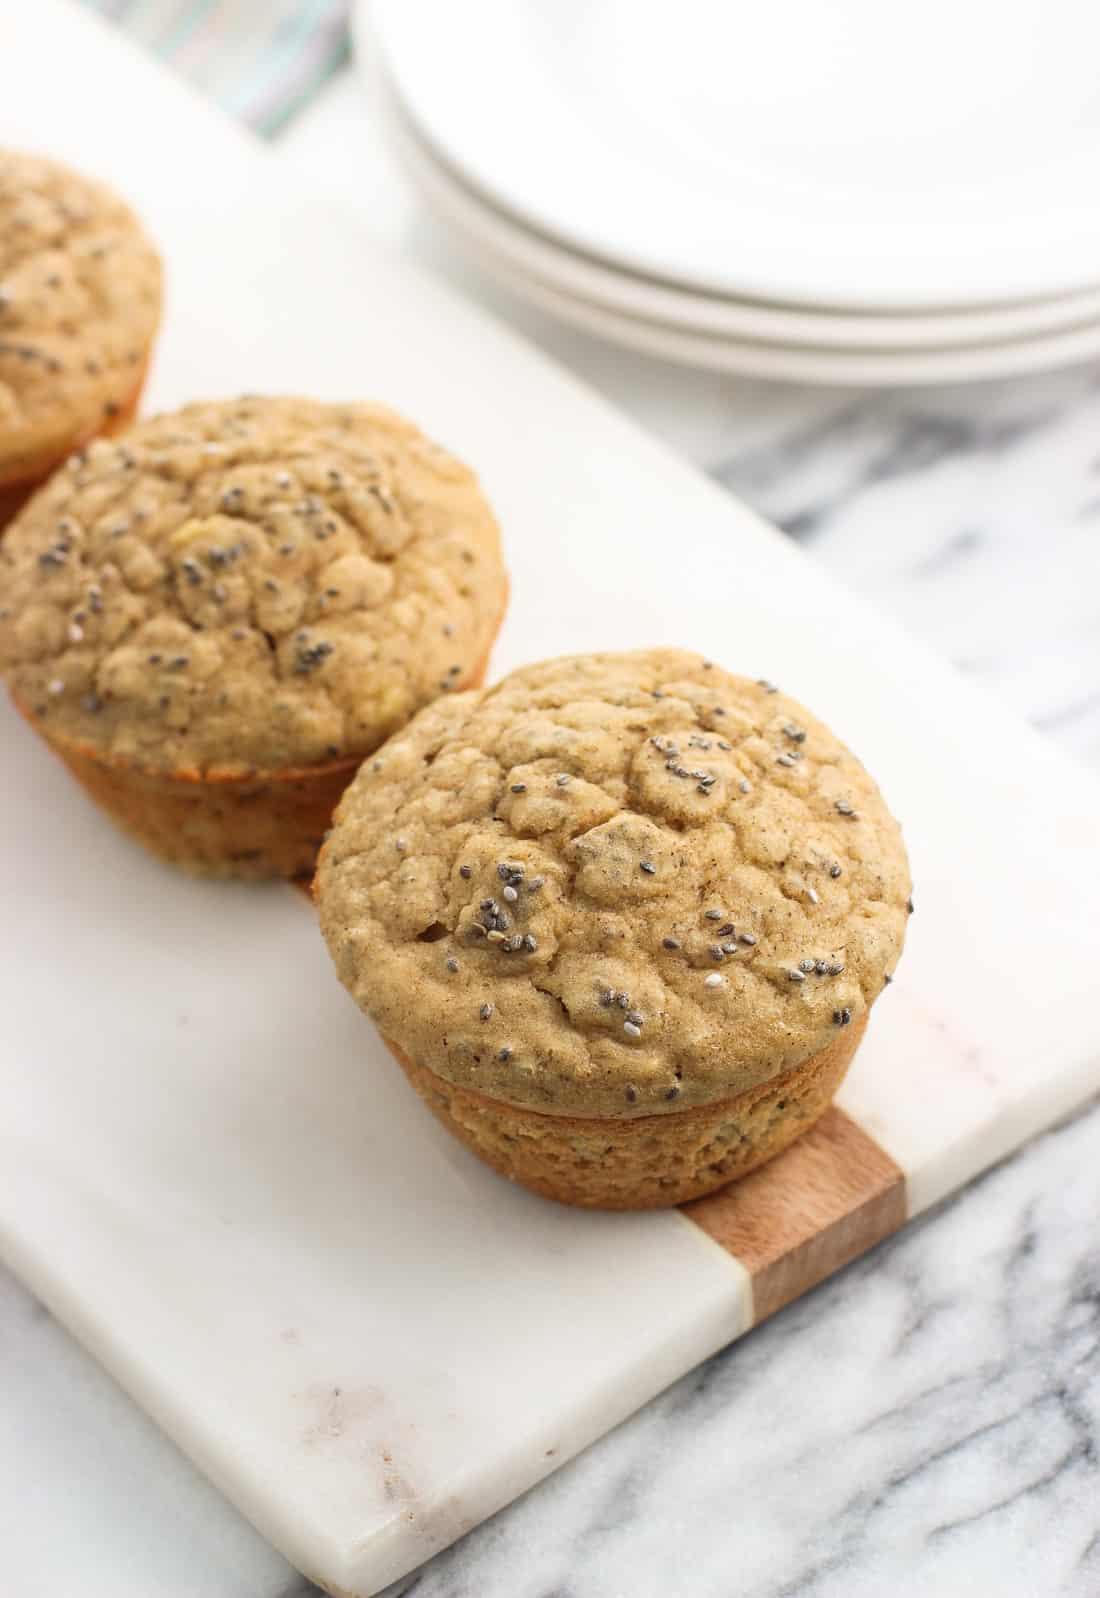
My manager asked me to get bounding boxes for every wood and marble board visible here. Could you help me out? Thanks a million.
[3,6,1100,1596]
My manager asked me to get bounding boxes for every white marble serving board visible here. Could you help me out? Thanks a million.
[3,6,1100,1596]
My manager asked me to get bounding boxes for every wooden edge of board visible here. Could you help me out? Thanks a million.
[682,1106,906,1325]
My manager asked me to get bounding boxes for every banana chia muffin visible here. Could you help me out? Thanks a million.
[0,395,508,877]
[317,649,911,1209]
[0,150,161,526]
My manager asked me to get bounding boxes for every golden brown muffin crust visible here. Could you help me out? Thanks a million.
[318,649,911,1119]
[0,396,508,773]
[0,150,161,484]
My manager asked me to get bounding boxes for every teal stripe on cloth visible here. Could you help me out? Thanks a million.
[80,0,350,136]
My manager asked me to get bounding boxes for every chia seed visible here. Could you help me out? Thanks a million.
[294,638,334,674]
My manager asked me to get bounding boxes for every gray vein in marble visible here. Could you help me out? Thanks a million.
[909,526,983,580]
[704,367,1100,769]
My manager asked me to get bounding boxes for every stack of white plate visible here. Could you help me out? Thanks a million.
[358,0,1100,385]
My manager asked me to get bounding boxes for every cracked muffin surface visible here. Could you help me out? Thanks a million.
[317,648,911,1119]
[0,150,161,486]
[0,395,507,773]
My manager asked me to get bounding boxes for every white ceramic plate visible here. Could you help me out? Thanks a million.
[377,79,1100,385]
[367,55,1100,356]
[368,0,1100,312]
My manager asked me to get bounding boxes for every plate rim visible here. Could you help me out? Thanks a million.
[368,59,1100,355]
[370,63,1100,385]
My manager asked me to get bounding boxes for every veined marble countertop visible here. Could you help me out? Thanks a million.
[6,67,1100,1598]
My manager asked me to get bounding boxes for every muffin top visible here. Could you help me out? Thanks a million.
[0,396,507,773]
[318,649,911,1119]
[0,150,161,484]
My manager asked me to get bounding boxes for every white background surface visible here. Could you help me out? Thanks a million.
[3,9,1100,1598]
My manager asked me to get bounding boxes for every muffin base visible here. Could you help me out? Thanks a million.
[383,1012,868,1209]
[0,367,149,531]
[34,732,364,880]
[14,603,505,879]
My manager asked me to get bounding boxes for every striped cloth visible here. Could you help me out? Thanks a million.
[83,0,350,136]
